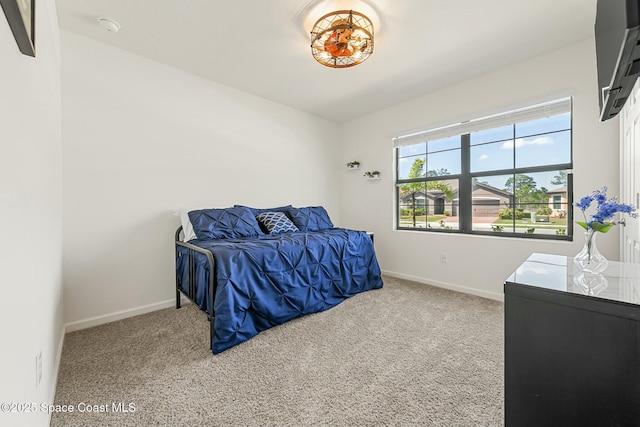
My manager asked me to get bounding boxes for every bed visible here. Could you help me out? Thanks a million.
[175,205,383,353]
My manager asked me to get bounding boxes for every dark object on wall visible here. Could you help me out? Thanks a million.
[0,0,35,57]
[595,0,640,121]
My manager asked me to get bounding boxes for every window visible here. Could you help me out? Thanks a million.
[394,98,572,240]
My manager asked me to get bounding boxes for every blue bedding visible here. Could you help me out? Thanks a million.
[176,228,383,353]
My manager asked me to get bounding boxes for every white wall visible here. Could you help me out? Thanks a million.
[61,32,341,326]
[0,3,63,427]
[340,39,619,300]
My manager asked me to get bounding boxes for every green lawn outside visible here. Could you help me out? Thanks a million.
[493,218,567,228]
[398,215,567,234]
[399,215,447,225]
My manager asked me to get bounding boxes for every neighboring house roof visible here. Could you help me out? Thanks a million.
[401,181,513,202]
[472,181,514,199]
[546,186,567,195]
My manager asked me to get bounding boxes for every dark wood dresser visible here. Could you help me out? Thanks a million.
[504,253,640,427]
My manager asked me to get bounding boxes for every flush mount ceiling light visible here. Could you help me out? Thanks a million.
[310,10,374,68]
[98,17,120,33]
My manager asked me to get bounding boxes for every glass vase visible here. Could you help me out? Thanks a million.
[573,271,608,296]
[573,229,608,274]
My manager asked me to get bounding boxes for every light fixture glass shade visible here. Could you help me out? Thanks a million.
[310,10,374,68]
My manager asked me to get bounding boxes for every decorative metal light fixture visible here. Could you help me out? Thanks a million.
[310,10,374,68]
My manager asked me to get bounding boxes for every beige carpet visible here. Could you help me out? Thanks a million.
[52,275,504,427]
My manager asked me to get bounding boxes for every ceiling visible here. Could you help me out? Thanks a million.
[55,0,597,123]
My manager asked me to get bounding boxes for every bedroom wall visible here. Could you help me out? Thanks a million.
[339,39,619,300]
[61,32,341,326]
[0,2,63,427]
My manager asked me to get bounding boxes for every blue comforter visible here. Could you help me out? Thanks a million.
[176,228,383,353]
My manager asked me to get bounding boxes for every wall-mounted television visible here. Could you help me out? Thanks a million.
[595,0,640,121]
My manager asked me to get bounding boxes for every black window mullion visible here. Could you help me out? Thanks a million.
[395,147,399,181]
[460,134,472,232]
[567,171,573,238]
[468,164,573,184]
[512,124,517,233]
[397,174,463,186]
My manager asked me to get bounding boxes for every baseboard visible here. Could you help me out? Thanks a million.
[48,324,66,425]
[382,270,504,302]
[65,296,190,333]
[63,277,500,333]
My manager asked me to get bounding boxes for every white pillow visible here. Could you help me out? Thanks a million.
[178,209,197,242]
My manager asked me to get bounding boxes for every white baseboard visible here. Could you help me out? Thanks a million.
[48,324,66,425]
[63,276,501,334]
[65,297,190,333]
[381,270,504,302]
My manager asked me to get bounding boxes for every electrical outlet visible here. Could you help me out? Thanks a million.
[35,351,42,388]
[440,253,448,263]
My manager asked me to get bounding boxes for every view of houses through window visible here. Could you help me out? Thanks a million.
[394,98,572,240]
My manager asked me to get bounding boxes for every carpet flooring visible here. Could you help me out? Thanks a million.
[51,275,504,426]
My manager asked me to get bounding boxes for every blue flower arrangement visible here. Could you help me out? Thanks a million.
[575,186,637,233]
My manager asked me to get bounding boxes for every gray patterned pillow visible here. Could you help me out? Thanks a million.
[255,211,299,234]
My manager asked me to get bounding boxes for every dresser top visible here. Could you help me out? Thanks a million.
[505,253,640,306]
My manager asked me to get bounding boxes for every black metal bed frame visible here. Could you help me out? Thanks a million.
[175,226,376,353]
[174,226,216,352]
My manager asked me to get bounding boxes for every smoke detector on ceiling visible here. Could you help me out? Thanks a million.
[98,17,120,33]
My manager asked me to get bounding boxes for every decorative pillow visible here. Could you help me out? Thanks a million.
[234,204,293,216]
[188,206,264,240]
[287,206,334,232]
[178,209,198,242]
[255,211,299,234]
